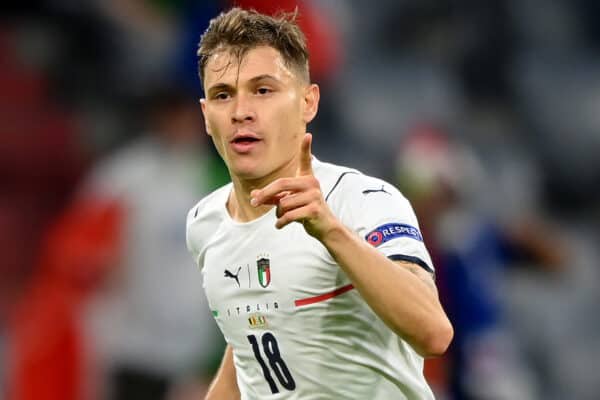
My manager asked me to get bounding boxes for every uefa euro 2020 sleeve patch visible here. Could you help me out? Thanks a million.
[365,223,424,247]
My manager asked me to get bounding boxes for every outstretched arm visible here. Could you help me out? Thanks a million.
[204,345,240,400]
[251,134,453,357]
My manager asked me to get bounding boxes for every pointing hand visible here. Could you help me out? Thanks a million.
[250,133,338,239]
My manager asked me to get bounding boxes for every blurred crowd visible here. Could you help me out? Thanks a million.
[1,1,599,400]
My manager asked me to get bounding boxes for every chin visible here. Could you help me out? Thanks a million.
[230,162,265,180]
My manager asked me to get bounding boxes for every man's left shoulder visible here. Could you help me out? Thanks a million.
[312,158,356,199]
[313,159,404,203]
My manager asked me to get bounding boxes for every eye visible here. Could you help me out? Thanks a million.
[214,92,230,100]
[257,87,272,95]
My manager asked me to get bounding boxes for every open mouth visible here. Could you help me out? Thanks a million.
[232,137,260,144]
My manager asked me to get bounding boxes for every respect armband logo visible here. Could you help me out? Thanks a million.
[365,223,423,247]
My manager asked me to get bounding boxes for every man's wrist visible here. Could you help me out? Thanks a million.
[318,219,352,252]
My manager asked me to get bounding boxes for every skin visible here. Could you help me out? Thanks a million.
[201,46,319,222]
[201,45,453,400]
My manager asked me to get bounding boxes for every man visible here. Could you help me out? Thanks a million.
[186,8,453,399]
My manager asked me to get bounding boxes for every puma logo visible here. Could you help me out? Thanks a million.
[362,185,391,196]
[224,267,242,287]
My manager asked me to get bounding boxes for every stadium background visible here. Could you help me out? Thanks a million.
[1,1,599,399]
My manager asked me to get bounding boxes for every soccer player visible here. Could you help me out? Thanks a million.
[186,8,453,399]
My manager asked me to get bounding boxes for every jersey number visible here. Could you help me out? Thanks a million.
[247,333,296,394]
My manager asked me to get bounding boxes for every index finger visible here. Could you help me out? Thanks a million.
[297,133,313,176]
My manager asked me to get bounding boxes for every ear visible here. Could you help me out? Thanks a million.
[199,98,212,136]
[302,83,320,124]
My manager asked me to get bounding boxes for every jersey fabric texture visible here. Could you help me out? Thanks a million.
[186,158,436,400]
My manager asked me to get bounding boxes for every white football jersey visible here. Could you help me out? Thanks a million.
[186,158,436,399]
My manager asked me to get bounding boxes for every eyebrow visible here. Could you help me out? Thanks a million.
[248,74,280,84]
[206,74,281,94]
[206,82,232,95]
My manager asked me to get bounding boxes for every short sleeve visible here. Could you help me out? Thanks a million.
[329,174,434,273]
[185,183,231,270]
[186,206,202,267]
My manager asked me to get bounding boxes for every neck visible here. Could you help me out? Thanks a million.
[227,156,299,222]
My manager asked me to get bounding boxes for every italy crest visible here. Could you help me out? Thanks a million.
[257,257,271,288]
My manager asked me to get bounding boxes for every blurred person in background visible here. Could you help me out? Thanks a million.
[79,86,228,400]
[1,19,89,400]
[4,2,231,399]
[7,86,228,400]
[395,125,566,399]
[0,20,88,328]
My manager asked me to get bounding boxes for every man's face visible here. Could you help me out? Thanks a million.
[201,46,319,181]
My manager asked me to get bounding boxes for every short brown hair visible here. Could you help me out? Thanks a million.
[197,8,309,87]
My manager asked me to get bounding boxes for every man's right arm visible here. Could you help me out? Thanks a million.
[204,345,240,400]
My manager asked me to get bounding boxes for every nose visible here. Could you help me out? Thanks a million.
[231,94,255,124]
